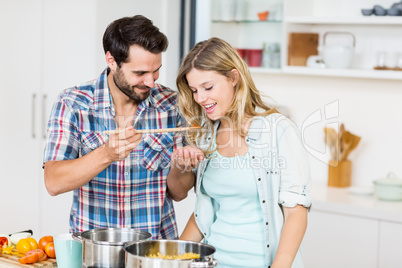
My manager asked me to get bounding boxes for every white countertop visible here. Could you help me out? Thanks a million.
[310,182,402,223]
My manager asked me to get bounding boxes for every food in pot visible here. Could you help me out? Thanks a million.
[147,252,200,260]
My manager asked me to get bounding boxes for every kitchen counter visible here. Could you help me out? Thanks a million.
[310,182,402,223]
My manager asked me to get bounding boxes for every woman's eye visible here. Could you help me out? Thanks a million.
[205,86,213,91]
[192,90,197,94]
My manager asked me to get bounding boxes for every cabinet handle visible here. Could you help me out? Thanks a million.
[42,94,47,139]
[32,94,36,139]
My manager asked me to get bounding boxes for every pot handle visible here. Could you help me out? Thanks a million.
[72,232,83,243]
[190,259,218,268]
[323,31,356,47]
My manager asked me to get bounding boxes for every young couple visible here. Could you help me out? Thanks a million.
[44,15,311,268]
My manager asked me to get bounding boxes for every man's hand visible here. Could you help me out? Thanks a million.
[171,145,204,173]
[104,126,142,161]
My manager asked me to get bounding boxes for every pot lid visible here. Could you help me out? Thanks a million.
[374,172,402,186]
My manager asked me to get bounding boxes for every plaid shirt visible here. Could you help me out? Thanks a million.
[43,68,186,239]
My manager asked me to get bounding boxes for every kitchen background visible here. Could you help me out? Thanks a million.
[0,0,401,267]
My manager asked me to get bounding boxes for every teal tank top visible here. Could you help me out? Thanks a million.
[202,150,266,268]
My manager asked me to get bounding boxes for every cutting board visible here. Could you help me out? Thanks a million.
[0,254,57,267]
[287,32,319,66]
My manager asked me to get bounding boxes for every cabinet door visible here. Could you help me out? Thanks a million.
[379,221,402,268]
[302,210,378,268]
[38,0,98,237]
[0,0,43,234]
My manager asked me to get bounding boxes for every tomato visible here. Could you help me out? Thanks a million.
[0,237,8,248]
[26,237,38,250]
[26,249,47,261]
[38,236,53,251]
[16,238,33,253]
[44,242,56,258]
[18,252,39,264]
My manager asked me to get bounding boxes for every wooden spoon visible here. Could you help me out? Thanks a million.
[343,133,361,160]
[324,127,338,161]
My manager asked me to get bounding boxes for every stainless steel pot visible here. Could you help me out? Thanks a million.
[124,240,218,268]
[73,228,152,268]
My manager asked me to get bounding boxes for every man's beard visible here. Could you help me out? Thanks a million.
[113,68,151,102]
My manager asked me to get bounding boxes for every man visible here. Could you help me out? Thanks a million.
[43,15,195,239]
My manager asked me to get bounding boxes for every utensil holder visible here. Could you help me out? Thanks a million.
[328,160,351,187]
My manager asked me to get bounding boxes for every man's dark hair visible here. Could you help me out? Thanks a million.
[103,15,168,67]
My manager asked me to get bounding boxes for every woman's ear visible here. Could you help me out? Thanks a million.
[230,69,240,87]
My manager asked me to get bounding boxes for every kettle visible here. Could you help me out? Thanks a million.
[322,31,355,69]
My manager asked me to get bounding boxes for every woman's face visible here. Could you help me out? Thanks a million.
[186,68,237,121]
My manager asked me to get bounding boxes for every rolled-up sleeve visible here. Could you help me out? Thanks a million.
[43,97,80,163]
[276,119,312,208]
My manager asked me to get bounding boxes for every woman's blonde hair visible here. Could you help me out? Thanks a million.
[176,37,277,152]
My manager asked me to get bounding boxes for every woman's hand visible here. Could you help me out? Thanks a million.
[171,145,205,173]
[167,145,204,201]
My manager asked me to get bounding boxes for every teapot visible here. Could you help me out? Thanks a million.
[322,31,355,69]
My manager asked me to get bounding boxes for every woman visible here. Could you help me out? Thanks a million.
[168,37,311,268]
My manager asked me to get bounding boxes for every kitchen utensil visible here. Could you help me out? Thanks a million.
[373,5,387,16]
[288,32,319,66]
[324,127,338,161]
[342,131,361,160]
[104,126,201,135]
[306,55,325,68]
[328,160,352,187]
[361,8,374,16]
[322,32,355,69]
[124,239,218,268]
[373,173,402,201]
[54,233,83,268]
[73,227,152,268]
[247,49,263,67]
[257,11,269,21]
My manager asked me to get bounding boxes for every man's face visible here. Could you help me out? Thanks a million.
[112,45,162,102]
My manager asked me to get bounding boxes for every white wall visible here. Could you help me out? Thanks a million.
[252,73,402,187]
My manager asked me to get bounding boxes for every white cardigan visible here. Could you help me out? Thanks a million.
[193,113,312,267]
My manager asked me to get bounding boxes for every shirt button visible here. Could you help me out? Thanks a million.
[262,200,266,203]
[252,156,255,159]
[195,214,198,217]
[207,137,211,140]
[267,244,270,248]
[266,222,269,225]
[246,139,249,142]
[125,172,129,176]
[258,178,261,181]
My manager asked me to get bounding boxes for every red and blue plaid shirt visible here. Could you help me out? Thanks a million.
[43,68,187,239]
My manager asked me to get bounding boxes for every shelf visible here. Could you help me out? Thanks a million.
[248,67,282,74]
[212,19,282,24]
[282,66,402,80]
[285,16,402,25]
[249,66,402,80]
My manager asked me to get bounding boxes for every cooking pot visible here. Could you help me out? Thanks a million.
[124,239,218,268]
[322,31,355,69]
[373,173,402,201]
[73,228,152,268]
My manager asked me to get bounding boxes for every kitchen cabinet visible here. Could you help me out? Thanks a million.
[0,0,98,238]
[302,210,378,268]
[197,0,402,80]
[378,221,402,267]
[303,183,402,268]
